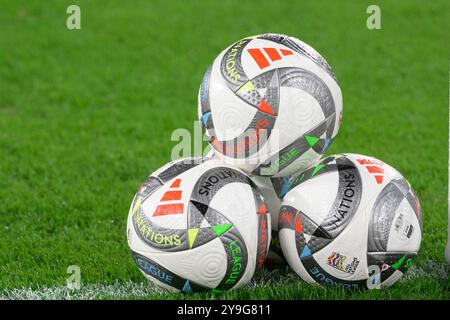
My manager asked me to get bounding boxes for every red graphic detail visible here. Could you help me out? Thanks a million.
[279,211,293,224]
[247,48,270,69]
[257,216,268,270]
[211,136,224,154]
[263,48,281,61]
[153,179,184,217]
[415,199,421,216]
[280,49,293,56]
[234,119,269,156]
[248,47,294,69]
[257,203,267,214]
[258,99,275,116]
[170,178,181,188]
[357,158,385,184]
[160,190,182,202]
[366,166,384,174]
[295,214,303,233]
[153,203,184,217]
[356,158,384,166]
[374,175,384,184]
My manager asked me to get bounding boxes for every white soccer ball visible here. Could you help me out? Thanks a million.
[198,33,342,177]
[127,157,271,292]
[251,171,308,268]
[278,153,422,289]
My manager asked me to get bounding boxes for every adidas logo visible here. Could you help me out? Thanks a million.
[356,158,384,184]
[153,178,184,217]
[247,47,294,69]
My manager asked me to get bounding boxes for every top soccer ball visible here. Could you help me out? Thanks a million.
[198,33,342,177]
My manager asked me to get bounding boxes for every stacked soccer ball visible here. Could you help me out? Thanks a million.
[127,33,422,292]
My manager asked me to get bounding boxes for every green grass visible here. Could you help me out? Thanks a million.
[0,0,448,299]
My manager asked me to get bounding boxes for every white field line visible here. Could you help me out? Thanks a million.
[0,281,161,300]
[1,260,448,300]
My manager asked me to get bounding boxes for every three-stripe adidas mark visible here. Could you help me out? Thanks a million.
[247,47,294,69]
[357,159,384,184]
[153,178,184,217]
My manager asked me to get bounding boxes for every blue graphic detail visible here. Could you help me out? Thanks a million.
[322,138,332,153]
[300,245,312,258]
[202,112,211,127]
[135,257,174,284]
[280,179,292,198]
[182,280,192,293]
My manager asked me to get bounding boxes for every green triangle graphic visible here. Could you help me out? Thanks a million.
[304,135,320,147]
[212,223,233,236]
[237,81,256,94]
[312,163,326,177]
[188,228,199,249]
[392,255,406,270]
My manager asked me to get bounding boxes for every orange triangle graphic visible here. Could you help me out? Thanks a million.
[258,99,275,115]
[257,203,267,214]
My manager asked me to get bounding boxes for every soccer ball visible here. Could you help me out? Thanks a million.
[127,157,271,292]
[198,33,342,177]
[251,171,308,230]
[278,153,422,289]
[251,171,311,268]
[205,151,288,268]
